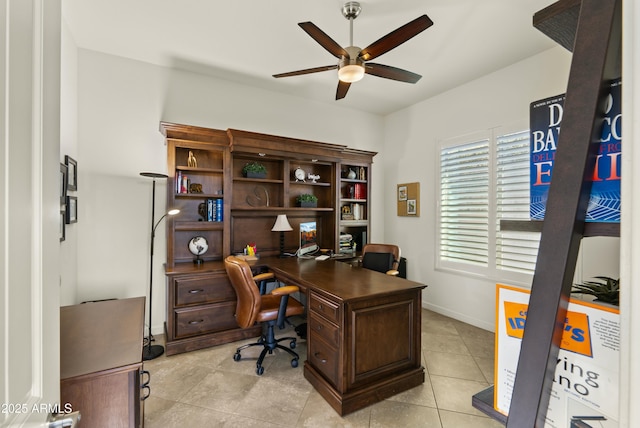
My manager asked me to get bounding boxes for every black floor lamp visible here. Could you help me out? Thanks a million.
[141,172,179,361]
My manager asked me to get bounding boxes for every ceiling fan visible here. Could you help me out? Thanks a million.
[273,1,434,100]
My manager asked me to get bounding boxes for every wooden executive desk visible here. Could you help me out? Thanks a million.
[261,257,427,415]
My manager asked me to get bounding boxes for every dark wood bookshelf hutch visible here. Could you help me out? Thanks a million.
[159,122,376,355]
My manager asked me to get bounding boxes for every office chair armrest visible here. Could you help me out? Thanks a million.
[386,270,400,276]
[270,285,300,296]
[271,285,300,328]
[253,272,275,282]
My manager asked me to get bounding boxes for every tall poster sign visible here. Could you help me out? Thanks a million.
[495,284,620,428]
[529,79,622,222]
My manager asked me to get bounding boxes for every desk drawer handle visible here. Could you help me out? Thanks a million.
[315,324,323,331]
[317,304,323,310]
[313,352,327,364]
[142,384,150,401]
[188,289,204,294]
[140,370,150,387]
[188,319,204,325]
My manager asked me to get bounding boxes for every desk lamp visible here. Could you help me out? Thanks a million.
[140,172,180,360]
[271,214,293,258]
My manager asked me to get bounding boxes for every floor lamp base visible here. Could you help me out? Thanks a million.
[142,344,165,361]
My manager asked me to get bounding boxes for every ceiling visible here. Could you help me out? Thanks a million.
[62,0,559,116]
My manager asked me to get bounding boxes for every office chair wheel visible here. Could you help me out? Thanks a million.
[290,340,296,349]
[291,358,298,368]
[256,365,264,376]
[233,352,241,362]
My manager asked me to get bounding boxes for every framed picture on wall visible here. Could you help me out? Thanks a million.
[407,199,417,215]
[65,155,77,191]
[398,185,407,201]
[397,182,420,216]
[66,196,77,224]
[60,163,68,204]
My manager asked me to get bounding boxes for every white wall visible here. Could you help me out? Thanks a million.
[383,46,619,331]
[75,49,384,334]
[60,17,78,306]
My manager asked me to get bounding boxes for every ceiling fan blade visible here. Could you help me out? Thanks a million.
[359,15,434,61]
[299,22,349,59]
[365,63,422,83]
[273,65,338,78]
[336,80,351,100]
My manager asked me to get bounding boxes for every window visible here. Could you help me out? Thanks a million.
[438,129,540,281]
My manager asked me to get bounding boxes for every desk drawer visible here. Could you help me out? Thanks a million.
[309,291,340,324]
[308,334,339,387]
[175,274,235,306]
[309,312,339,344]
[174,302,238,338]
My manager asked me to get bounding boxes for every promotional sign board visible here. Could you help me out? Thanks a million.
[495,284,620,428]
[529,79,621,222]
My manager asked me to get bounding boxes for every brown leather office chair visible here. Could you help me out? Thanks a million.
[224,256,305,375]
[361,243,401,276]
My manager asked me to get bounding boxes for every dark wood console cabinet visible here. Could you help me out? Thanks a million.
[60,297,146,428]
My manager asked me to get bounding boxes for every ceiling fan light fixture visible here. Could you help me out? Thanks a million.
[338,64,365,83]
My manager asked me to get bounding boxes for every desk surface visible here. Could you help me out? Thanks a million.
[262,256,426,299]
[60,297,145,379]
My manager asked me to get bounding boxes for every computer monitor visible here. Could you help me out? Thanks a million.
[298,221,319,257]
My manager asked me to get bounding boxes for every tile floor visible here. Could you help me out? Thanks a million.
[143,309,503,427]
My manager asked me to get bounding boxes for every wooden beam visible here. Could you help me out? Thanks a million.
[506,0,621,426]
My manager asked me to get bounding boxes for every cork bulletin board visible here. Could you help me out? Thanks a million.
[397,182,420,216]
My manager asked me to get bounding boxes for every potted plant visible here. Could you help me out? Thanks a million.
[296,193,318,208]
[571,276,619,306]
[242,161,267,178]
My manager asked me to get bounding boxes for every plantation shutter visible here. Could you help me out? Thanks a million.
[440,139,490,266]
[495,131,540,274]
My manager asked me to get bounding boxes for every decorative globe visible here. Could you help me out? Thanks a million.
[188,236,208,256]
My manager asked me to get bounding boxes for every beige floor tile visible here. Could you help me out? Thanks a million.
[430,375,490,417]
[234,375,313,426]
[460,333,495,359]
[144,402,233,428]
[475,356,495,384]
[422,332,471,355]
[385,380,437,408]
[439,409,505,428]
[146,358,212,401]
[422,317,460,336]
[370,400,442,428]
[296,390,372,427]
[180,370,259,413]
[425,351,486,382]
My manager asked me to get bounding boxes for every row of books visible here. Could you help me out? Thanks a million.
[204,198,223,222]
[345,183,366,200]
[176,171,190,194]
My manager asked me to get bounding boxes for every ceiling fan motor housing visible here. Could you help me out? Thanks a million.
[342,2,361,20]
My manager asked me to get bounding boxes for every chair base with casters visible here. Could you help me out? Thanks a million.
[224,255,305,376]
[233,318,299,375]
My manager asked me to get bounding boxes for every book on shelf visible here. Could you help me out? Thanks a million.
[205,198,223,222]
